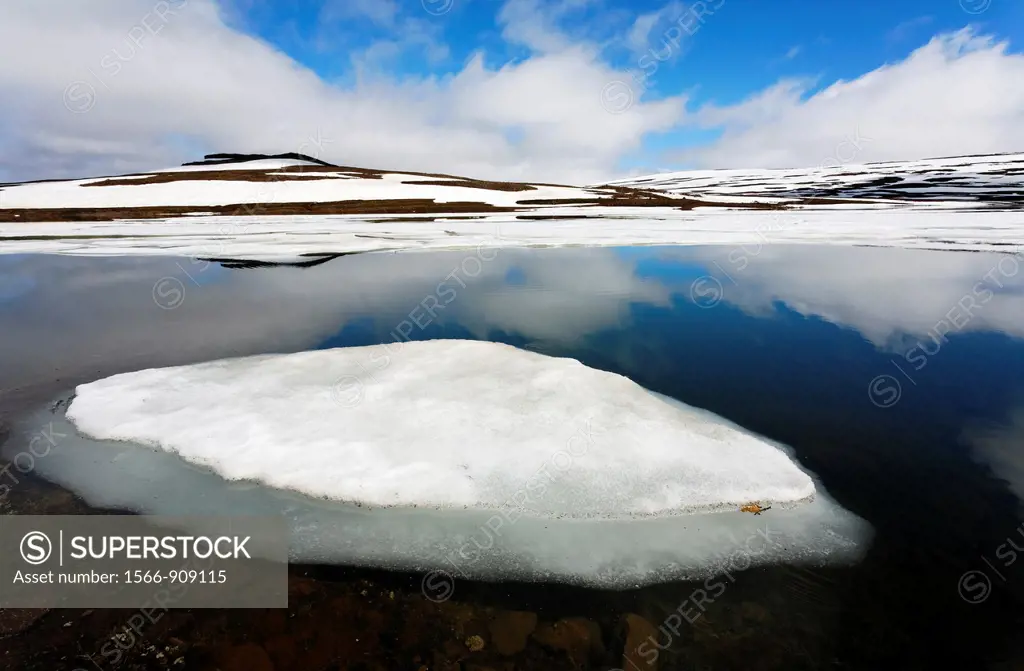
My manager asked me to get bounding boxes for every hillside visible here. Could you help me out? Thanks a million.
[0,153,745,223]
[605,153,1024,204]
[0,152,1020,259]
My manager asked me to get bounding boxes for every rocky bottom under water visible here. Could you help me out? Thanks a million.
[0,468,850,671]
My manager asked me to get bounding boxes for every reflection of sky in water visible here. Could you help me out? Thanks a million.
[167,257,230,288]
[1,246,1021,671]
[0,275,35,303]
[503,267,527,286]
[0,265,36,303]
[2,246,1024,508]
[672,246,1024,346]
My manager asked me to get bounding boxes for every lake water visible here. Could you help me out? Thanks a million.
[2,244,1024,670]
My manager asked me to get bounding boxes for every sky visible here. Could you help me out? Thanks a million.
[0,0,1022,184]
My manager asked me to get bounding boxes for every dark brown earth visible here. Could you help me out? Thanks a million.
[83,171,345,187]
[365,217,486,223]
[0,200,518,223]
[0,194,796,224]
[79,164,557,193]
[399,180,537,193]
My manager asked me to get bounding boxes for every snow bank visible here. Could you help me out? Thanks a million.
[15,340,869,585]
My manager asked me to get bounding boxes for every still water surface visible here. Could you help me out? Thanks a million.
[2,244,1024,669]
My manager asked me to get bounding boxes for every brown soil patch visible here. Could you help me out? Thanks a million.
[83,170,348,187]
[366,216,487,223]
[80,164,557,193]
[792,197,878,205]
[515,197,676,206]
[0,199,517,223]
[514,184,793,210]
[0,193,805,224]
[516,214,597,220]
[516,195,788,210]
[401,179,537,192]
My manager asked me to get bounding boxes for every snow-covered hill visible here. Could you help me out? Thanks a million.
[605,153,1024,203]
[0,152,1021,259]
[0,152,706,220]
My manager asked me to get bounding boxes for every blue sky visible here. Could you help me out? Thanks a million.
[231,0,1021,107]
[220,0,1024,176]
[1,0,1023,182]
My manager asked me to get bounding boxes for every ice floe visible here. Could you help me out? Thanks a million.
[13,340,870,586]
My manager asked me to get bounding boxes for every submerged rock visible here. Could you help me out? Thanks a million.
[532,617,602,664]
[622,613,660,670]
[488,611,538,655]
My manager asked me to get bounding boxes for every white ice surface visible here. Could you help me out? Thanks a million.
[1,207,1021,259]
[66,340,814,515]
[19,340,870,586]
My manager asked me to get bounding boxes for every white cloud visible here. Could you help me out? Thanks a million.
[678,28,1024,169]
[497,0,599,54]
[886,15,934,44]
[624,2,682,56]
[626,10,661,55]
[0,248,669,392]
[0,0,685,185]
[346,18,451,71]
[315,0,450,70]
[964,406,1024,501]
[1,3,1020,184]
[674,244,1024,347]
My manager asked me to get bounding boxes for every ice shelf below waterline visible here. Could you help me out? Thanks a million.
[64,339,816,516]
[11,401,871,588]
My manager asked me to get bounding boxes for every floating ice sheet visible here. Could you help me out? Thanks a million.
[12,341,871,586]
[64,340,816,515]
